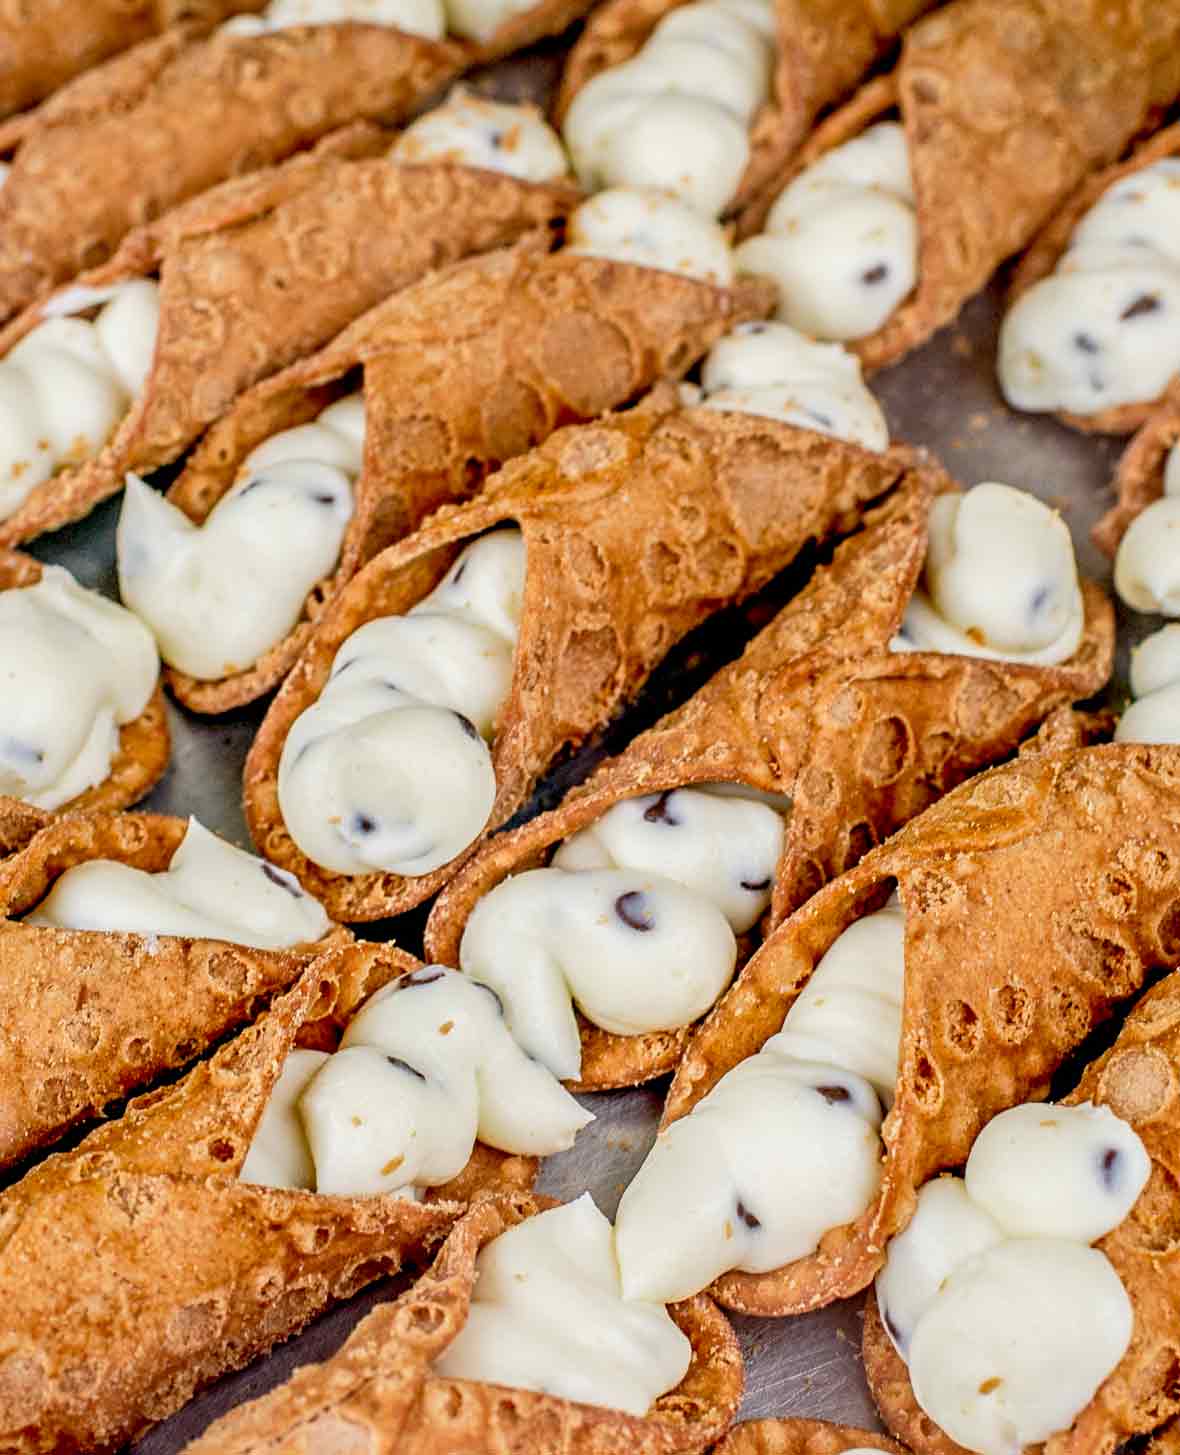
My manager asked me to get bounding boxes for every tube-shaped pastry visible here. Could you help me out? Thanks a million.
[0,122,578,547]
[732,0,1180,371]
[424,470,1113,1089]
[0,810,346,1168]
[0,964,530,1455]
[244,391,910,920]
[1092,378,1180,560]
[178,1191,743,1455]
[712,1421,907,1455]
[863,968,1180,1455]
[555,0,935,218]
[608,742,1180,1317]
[129,237,774,713]
[0,0,597,324]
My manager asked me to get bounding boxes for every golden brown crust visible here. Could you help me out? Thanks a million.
[424,470,1114,1090]
[712,1419,907,1455]
[865,967,1180,1455]
[163,248,775,712]
[244,402,907,921]
[181,1192,744,1455]
[556,0,933,215]
[661,743,1180,1317]
[0,149,578,548]
[1092,376,1180,557]
[0,810,347,1169]
[737,0,1180,373]
[0,968,511,1455]
[0,548,170,813]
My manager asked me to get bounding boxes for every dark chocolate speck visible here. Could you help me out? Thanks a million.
[261,862,303,898]
[817,1084,852,1105]
[454,712,480,741]
[736,1199,761,1229]
[1121,293,1161,321]
[387,1055,427,1083]
[642,790,680,826]
[351,812,378,837]
[402,967,446,990]
[1074,331,1101,355]
[1099,1146,1120,1189]
[615,890,655,932]
[740,876,772,892]
[861,263,889,286]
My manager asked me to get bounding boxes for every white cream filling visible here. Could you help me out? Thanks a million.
[0,280,160,522]
[1113,443,1180,616]
[434,1196,691,1415]
[277,529,523,877]
[734,122,917,340]
[1115,622,1180,743]
[458,786,787,1079]
[223,0,535,41]
[999,160,1180,416]
[562,0,775,218]
[876,1103,1148,1455]
[613,898,905,1302]
[890,483,1084,666]
[393,90,570,181]
[116,395,362,680]
[26,817,331,949]
[0,565,158,810]
[565,188,734,285]
[688,320,888,450]
[242,965,592,1197]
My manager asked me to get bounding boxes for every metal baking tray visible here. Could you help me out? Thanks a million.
[21,30,1153,1452]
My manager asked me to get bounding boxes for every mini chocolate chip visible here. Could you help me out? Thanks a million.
[817,1084,851,1104]
[401,967,446,990]
[1121,293,1161,320]
[351,812,378,836]
[861,263,889,286]
[474,981,505,1016]
[615,890,654,932]
[261,862,302,898]
[454,712,479,741]
[736,1199,761,1229]
[237,475,266,497]
[747,321,768,334]
[387,1055,426,1082]
[642,790,680,826]
[1074,331,1101,355]
[1099,1146,1120,1189]
[806,408,835,429]
[740,877,771,892]
[313,492,338,506]
[0,736,44,766]
[1029,584,1050,616]
[488,129,504,149]
[450,561,467,586]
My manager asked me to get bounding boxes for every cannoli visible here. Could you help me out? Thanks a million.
[0,809,347,1169]
[604,741,1178,1317]
[730,0,1180,370]
[1091,378,1180,569]
[0,118,578,549]
[712,1421,906,1455]
[0,0,595,323]
[423,467,1112,1091]
[243,381,911,921]
[862,967,1180,1455]
[0,965,525,1455]
[118,193,774,714]
[0,548,169,815]
[180,1191,744,1455]
[1000,121,1180,435]
[0,1,266,122]
[555,0,935,219]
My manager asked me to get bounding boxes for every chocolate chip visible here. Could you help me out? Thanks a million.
[488,129,504,149]
[387,1055,426,1082]
[450,561,467,586]
[1099,1146,1120,1189]
[454,712,479,741]
[351,812,378,836]
[816,1084,851,1104]
[1074,331,1101,355]
[401,967,446,990]
[261,862,302,898]
[861,263,889,286]
[0,736,43,766]
[237,475,266,497]
[1029,584,1050,616]
[615,890,654,932]
[1121,293,1161,321]
[741,876,771,892]
[736,1199,761,1229]
[312,492,338,506]
[642,790,680,826]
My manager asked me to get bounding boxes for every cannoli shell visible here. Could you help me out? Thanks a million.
[0,809,349,1169]
[0,1,266,121]
[1091,375,1180,557]
[424,470,1114,1090]
[863,966,1180,1455]
[244,398,908,921]
[1005,120,1180,436]
[0,143,578,547]
[0,966,524,1455]
[737,0,1180,373]
[163,247,775,713]
[0,548,170,812]
[711,1420,907,1455]
[555,0,935,215]
[180,1191,744,1455]
[659,742,1180,1317]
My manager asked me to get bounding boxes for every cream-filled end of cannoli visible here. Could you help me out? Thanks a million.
[734,123,917,341]
[224,0,541,42]
[0,565,157,810]
[0,281,160,524]
[277,529,523,877]
[433,1196,691,1415]
[999,160,1180,418]
[566,189,735,284]
[26,816,331,949]
[614,896,905,1302]
[1113,443,1180,615]
[394,89,571,181]
[117,396,363,681]
[562,0,775,218]
[1115,622,1180,743]
[240,964,592,1196]
[686,321,888,451]
[460,786,788,1080]
[890,483,1084,666]
[875,1102,1148,1455]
